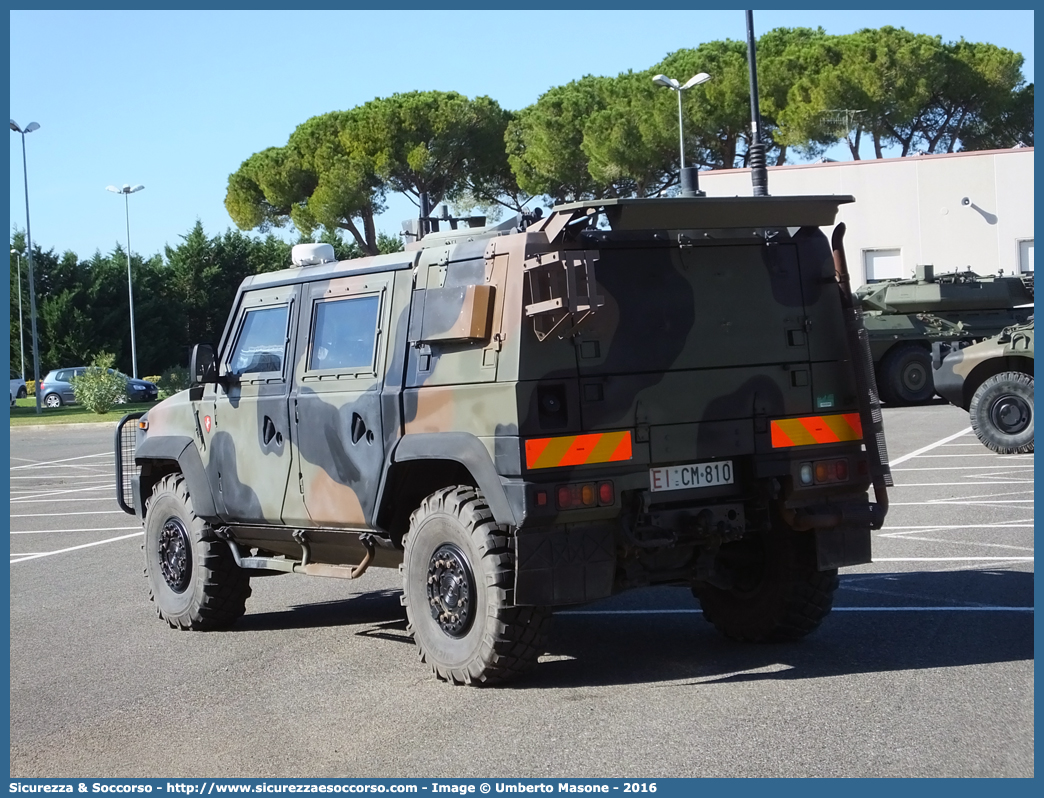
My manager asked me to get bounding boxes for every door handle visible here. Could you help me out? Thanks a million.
[263,415,277,445]
[351,412,367,444]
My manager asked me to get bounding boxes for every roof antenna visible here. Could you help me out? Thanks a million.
[745,10,769,196]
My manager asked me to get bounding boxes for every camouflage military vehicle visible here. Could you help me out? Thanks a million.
[855,266,1033,405]
[115,194,891,685]
[933,319,1034,454]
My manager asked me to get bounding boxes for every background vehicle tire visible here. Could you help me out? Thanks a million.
[969,371,1033,454]
[16,386,27,399]
[143,473,251,630]
[693,524,838,642]
[43,393,62,408]
[401,485,551,685]
[879,343,935,404]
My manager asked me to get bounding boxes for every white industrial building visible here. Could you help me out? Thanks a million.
[698,147,1034,288]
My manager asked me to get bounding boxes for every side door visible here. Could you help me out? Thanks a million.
[284,273,393,529]
[208,285,298,525]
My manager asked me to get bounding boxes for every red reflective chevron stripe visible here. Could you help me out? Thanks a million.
[770,414,863,448]
[525,431,633,469]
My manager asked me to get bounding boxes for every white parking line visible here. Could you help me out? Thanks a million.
[912,453,1033,458]
[891,465,1034,471]
[10,496,117,504]
[558,607,1033,615]
[893,481,1033,486]
[883,522,1034,530]
[872,557,1035,561]
[889,428,973,466]
[10,510,127,518]
[10,452,112,470]
[9,474,114,480]
[12,485,113,501]
[11,526,141,535]
[10,532,143,563]
[889,500,1033,506]
[875,534,1032,553]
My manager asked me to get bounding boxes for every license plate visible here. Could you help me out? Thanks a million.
[649,460,734,492]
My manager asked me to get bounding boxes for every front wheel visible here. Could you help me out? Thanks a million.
[16,386,27,399]
[143,473,251,629]
[969,371,1033,454]
[401,486,551,685]
[693,525,838,642]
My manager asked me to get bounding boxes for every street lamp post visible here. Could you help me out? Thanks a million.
[10,119,42,414]
[652,72,712,197]
[10,249,25,380]
[106,184,145,379]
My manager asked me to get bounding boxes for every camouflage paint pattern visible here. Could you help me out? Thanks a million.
[131,195,886,580]
[934,319,1034,409]
[855,270,1033,390]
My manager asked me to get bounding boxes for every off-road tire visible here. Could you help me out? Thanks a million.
[969,371,1034,454]
[43,392,62,408]
[879,343,934,405]
[693,526,838,642]
[401,486,551,685]
[143,473,251,630]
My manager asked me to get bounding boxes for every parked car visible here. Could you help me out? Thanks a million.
[38,367,158,408]
[10,370,27,406]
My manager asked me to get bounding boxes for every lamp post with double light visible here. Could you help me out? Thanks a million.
[10,118,42,413]
[106,183,145,379]
[652,72,711,197]
[10,249,25,380]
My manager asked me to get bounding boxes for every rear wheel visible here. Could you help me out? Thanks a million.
[16,386,27,399]
[880,344,934,405]
[143,473,251,629]
[969,371,1033,454]
[693,525,838,642]
[401,486,551,685]
[43,392,62,408]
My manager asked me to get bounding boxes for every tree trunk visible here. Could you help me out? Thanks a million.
[847,129,862,160]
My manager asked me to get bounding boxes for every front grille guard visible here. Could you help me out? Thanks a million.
[115,412,144,515]
[832,224,891,529]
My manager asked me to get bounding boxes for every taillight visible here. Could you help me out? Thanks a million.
[553,480,615,509]
[799,458,850,485]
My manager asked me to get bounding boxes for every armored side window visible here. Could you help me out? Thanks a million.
[229,305,289,376]
[308,295,381,372]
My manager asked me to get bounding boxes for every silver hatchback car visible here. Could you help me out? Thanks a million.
[38,367,158,408]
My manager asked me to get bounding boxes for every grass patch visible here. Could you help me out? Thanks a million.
[10,398,159,426]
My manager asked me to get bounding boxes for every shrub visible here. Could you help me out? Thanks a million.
[72,353,128,414]
[157,366,190,398]
[143,375,162,385]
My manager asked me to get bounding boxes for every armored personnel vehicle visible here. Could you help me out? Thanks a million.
[933,319,1034,453]
[115,194,890,685]
[855,266,1033,405]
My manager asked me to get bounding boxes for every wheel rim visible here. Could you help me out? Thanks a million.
[990,393,1031,435]
[426,543,476,638]
[45,394,60,408]
[158,516,192,593]
[902,361,928,393]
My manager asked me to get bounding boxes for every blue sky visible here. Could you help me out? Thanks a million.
[8,8,1035,263]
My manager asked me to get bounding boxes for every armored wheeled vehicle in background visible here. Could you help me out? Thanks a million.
[855,266,1033,405]
[116,193,891,685]
[933,319,1034,454]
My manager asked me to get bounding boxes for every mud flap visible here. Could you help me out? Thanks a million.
[813,523,872,570]
[514,524,615,606]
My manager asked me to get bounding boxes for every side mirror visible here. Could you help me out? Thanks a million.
[190,344,217,385]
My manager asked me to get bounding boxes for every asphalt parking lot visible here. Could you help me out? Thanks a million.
[8,403,1033,778]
